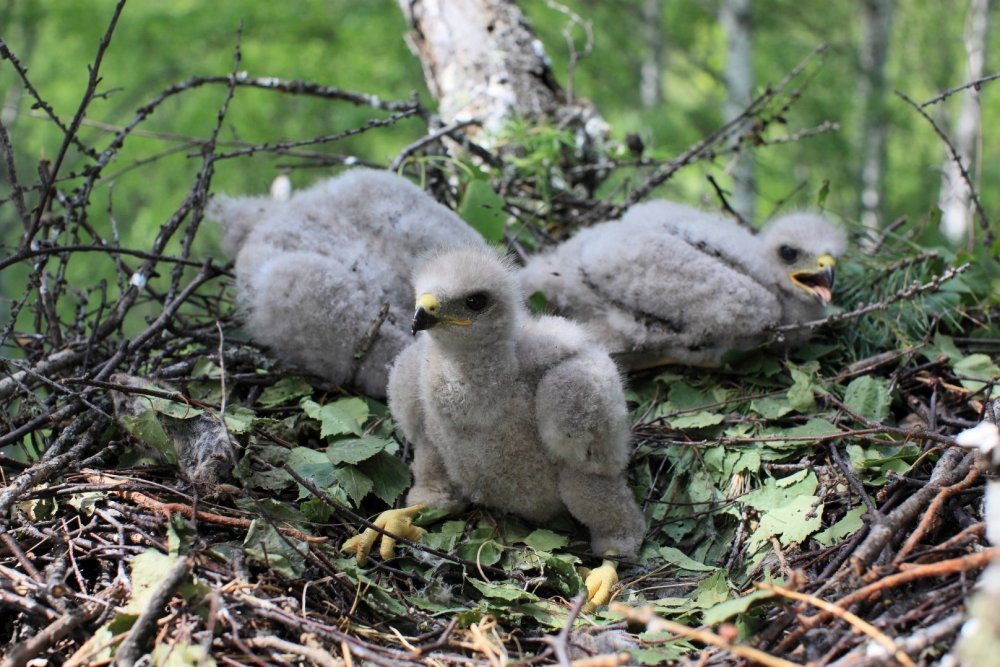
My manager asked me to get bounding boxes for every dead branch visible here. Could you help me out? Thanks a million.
[112,555,191,667]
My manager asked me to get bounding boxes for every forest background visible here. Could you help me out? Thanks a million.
[2,1,1000,664]
[2,0,997,308]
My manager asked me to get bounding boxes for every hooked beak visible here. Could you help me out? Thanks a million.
[790,254,836,305]
[411,293,441,335]
[411,306,440,335]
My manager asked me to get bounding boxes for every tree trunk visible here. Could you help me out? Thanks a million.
[640,0,665,109]
[858,0,894,240]
[720,0,755,222]
[396,0,606,145]
[938,0,991,245]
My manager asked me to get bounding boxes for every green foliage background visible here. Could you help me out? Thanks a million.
[2,0,998,256]
[2,3,998,658]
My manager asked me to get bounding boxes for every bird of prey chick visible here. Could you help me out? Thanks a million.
[519,200,847,369]
[210,169,486,397]
[343,246,645,609]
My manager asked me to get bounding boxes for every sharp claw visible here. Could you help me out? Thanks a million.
[582,559,619,612]
[341,504,427,566]
[341,527,378,565]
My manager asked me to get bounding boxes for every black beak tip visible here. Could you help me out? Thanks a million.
[411,306,438,335]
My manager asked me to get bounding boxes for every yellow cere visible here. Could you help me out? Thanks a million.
[817,254,835,269]
[416,292,440,313]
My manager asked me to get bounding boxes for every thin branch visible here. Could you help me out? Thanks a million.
[919,71,1000,108]
[896,89,991,238]
[772,262,971,334]
[23,0,126,251]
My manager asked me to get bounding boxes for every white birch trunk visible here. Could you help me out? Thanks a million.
[640,0,665,109]
[396,0,607,147]
[938,0,991,245]
[858,0,894,241]
[720,0,755,222]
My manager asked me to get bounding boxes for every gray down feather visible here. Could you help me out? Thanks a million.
[209,168,486,397]
[519,200,848,369]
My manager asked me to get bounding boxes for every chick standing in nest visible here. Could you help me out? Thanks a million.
[343,246,645,610]
[519,200,847,369]
[209,168,486,398]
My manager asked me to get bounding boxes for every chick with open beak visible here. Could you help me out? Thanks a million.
[790,253,836,305]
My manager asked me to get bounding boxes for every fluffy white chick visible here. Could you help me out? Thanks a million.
[210,169,485,397]
[345,245,645,609]
[520,200,847,369]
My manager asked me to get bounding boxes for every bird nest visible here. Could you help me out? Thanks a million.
[2,25,998,667]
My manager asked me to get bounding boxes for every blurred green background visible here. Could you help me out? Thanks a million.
[1,0,996,306]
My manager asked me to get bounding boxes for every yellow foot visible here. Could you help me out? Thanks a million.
[341,504,427,566]
[582,558,619,612]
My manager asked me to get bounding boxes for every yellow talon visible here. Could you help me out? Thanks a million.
[582,557,619,612]
[341,504,427,566]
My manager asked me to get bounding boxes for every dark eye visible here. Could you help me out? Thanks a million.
[465,292,489,311]
[779,245,799,263]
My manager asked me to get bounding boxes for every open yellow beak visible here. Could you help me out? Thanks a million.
[789,254,836,304]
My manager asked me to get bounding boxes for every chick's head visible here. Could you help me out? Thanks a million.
[410,246,522,348]
[758,213,847,306]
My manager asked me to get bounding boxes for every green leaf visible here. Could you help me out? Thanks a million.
[744,470,817,511]
[787,366,816,412]
[300,498,334,523]
[692,570,731,609]
[287,447,337,497]
[727,448,761,476]
[468,578,536,602]
[667,382,718,410]
[331,465,374,506]
[258,377,313,407]
[236,444,293,492]
[236,497,309,524]
[847,442,920,483]
[762,419,841,453]
[747,494,824,553]
[223,406,256,435]
[542,554,582,596]
[844,375,892,422]
[168,515,197,557]
[816,179,830,208]
[523,528,569,552]
[670,411,726,429]
[18,496,56,522]
[953,354,1000,395]
[702,588,773,626]
[126,550,181,613]
[326,436,392,465]
[425,520,467,552]
[925,332,963,363]
[814,505,866,547]
[457,528,504,566]
[513,600,570,628]
[302,398,369,438]
[630,645,691,665]
[458,179,506,242]
[659,546,718,573]
[67,491,101,517]
[750,396,793,419]
[359,451,412,505]
[146,395,204,420]
[120,411,177,463]
[243,521,307,579]
[151,641,217,667]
